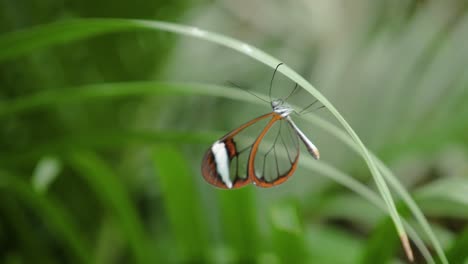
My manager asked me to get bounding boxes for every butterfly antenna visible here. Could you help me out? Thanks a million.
[298,99,319,114]
[227,81,269,104]
[226,81,243,89]
[284,83,299,101]
[300,105,326,115]
[270,63,284,101]
[246,90,270,103]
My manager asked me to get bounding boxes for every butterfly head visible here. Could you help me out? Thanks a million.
[271,99,293,117]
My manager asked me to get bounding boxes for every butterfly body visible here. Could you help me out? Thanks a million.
[271,99,294,117]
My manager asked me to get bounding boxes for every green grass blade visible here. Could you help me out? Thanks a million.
[0,130,217,166]
[303,111,448,263]
[0,173,91,263]
[359,217,401,263]
[305,160,435,264]
[0,82,253,118]
[307,224,363,264]
[0,19,135,61]
[270,200,308,263]
[68,150,151,264]
[31,156,62,193]
[0,196,55,263]
[216,188,259,262]
[152,145,209,262]
[445,226,468,264]
[415,177,468,206]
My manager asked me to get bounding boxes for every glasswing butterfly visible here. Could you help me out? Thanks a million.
[201,63,320,189]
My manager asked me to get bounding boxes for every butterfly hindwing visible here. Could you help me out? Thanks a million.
[248,115,300,187]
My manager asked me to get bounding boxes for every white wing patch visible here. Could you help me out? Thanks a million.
[211,141,233,188]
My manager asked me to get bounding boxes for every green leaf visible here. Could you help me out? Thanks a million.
[0,196,55,263]
[415,177,468,219]
[307,224,363,264]
[0,174,91,263]
[31,156,62,193]
[317,193,384,227]
[68,150,151,264]
[152,145,209,262]
[216,187,259,262]
[359,217,400,264]
[0,82,252,118]
[415,177,468,206]
[270,200,308,263]
[445,226,468,264]
[0,19,135,61]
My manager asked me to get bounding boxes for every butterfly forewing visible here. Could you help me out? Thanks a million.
[250,116,300,187]
[201,113,275,189]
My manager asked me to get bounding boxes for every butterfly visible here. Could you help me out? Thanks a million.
[201,63,320,189]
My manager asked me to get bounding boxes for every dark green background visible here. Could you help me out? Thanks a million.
[1,1,468,263]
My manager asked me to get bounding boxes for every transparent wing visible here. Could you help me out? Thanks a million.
[249,117,300,187]
[201,113,275,189]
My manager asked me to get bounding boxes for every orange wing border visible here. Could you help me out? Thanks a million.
[247,113,300,188]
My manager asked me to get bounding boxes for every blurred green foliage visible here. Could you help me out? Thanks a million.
[1,0,468,263]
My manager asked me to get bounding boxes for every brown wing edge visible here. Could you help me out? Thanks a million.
[201,113,275,189]
[201,148,251,189]
[248,114,300,188]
